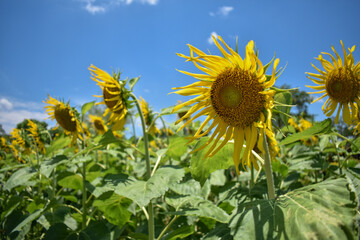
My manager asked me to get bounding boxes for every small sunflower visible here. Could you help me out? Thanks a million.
[139,96,160,135]
[306,41,360,125]
[89,65,128,130]
[89,114,108,134]
[44,95,83,145]
[172,36,279,174]
[27,119,45,154]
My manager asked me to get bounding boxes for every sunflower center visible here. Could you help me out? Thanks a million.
[94,119,105,132]
[210,67,265,128]
[325,67,359,103]
[54,105,77,132]
[103,87,125,114]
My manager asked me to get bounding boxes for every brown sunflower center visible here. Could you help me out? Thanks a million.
[103,87,125,114]
[210,67,265,128]
[94,119,105,132]
[54,105,77,132]
[325,67,359,103]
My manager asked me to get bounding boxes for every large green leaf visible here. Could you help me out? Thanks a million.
[166,195,230,223]
[93,191,132,227]
[190,137,234,185]
[40,155,68,178]
[5,167,37,191]
[57,172,83,191]
[280,118,332,145]
[229,177,357,240]
[166,135,189,160]
[46,135,71,156]
[94,166,184,208]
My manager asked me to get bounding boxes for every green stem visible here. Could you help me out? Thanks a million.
[81,136,87,230]
[130,93,154,240]
[157,215,179,239]
[262,128,276,200]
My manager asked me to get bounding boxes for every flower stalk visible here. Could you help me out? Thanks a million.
[262,128,276,200]
[130,93,155,240]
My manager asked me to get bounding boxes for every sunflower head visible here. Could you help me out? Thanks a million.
[44,95,83,145]
[172,35,280,174]
[89,65,129,131]
[89,114,108,134]
[306,41,360,125]
[139,96,160,135]
[10,128,31,155]
[27,119,45,153]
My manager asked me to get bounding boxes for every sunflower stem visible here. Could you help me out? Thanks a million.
[262,128,276,200]
[80,136,87,230]
[130,93,155,240]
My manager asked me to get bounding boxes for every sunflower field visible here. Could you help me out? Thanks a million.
[1,36,360,240]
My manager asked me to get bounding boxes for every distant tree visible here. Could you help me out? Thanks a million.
[16,119,48,131]
[0,124,6,136]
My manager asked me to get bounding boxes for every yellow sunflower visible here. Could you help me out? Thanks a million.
[89,114,108,134]
[172,36,279,174]
[306,41,360,125]
[89,65,128,131]
[27,119,45,154]
[10,128,31,155]
[139,96,160,135]
[44,95,83,145]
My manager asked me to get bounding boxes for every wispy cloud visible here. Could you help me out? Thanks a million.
[0,97,48,134]
[80,0,160,14]
[207,32,219,45]
[209,6,234,17]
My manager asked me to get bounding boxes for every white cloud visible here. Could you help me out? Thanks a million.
[207,32,219,45]
[210,6,234,17]
[80,0,159,14]
[0,98,13,110]
[0,97,49,134]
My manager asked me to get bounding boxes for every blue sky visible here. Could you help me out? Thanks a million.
[1,0,360,133]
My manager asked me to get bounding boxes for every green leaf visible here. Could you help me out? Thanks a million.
[5,167,37,191]
[160,105,192,116]
[81,101,95,117]
[229,177,357,240]
[38,207,78,231]
[202,223,233,240]
[190,137,234,185]
[40,155,68,178]
[166,195,230,223]
[98,130,119,146]
[168,178,202,196]
[114,166,185,207]
[93,192,132,227]
[128,76,140,91]
[46,135,72,156]
[274,91,292,125]
[280,118,332,145]
[43,223,70,240]
[12,209,45,233]
[57,172,83,191]
[163,225,195,240]
[166,135,189,160]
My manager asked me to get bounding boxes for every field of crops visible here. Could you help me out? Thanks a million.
[1,38,359,240]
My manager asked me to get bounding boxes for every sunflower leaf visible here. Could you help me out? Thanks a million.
[274,91,293,125]
[190,137,234,186]
[279,118,332,145]
[229,177,357,240]
[128,76,140,91]
[160,105,192,116]
[81,101,95,117]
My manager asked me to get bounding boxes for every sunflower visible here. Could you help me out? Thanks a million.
[139,96,160,135]
[27,119,45,153]
[172,36,279,174]
[10,128,31,155]
[89,114,108,134]
[44,95,83,145]
[306,41,360,125]
[89,65,128,131]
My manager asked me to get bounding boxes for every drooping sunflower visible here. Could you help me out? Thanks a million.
[172,36,279,174]
[306,41,360,125]
[44,95,83,145]
[89,65,128,131]
[27,119,45,154]
[89,114,108,135]
[139,96,160,135]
